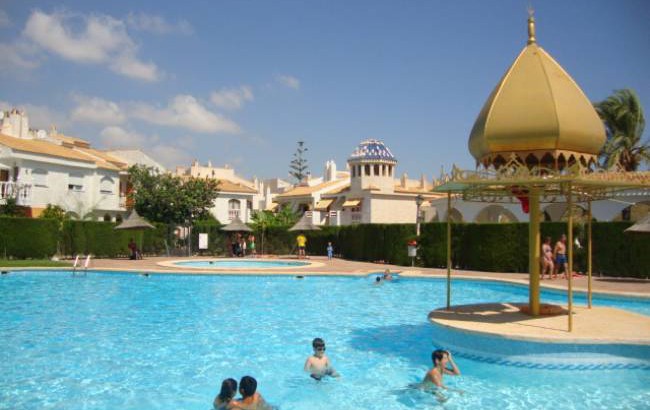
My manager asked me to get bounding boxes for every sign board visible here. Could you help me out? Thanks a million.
[407,245,417,257]
[198,233,209,250]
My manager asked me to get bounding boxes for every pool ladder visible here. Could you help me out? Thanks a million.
[72,254,91,276]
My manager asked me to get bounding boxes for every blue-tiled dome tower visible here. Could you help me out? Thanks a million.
[348,139,397,193]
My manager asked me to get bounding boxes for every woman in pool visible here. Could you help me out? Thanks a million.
[213,378,238,409]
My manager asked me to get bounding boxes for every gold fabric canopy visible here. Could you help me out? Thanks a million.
[468,15,606,169]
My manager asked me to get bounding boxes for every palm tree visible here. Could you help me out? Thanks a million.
[594,89,649,171]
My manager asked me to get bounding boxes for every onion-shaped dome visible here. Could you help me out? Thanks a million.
[349,139,397,163]
[468,13,606,169]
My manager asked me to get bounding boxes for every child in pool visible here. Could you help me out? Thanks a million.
[304,338,340,380]
[214,378,237,409]
[423,349,460,389]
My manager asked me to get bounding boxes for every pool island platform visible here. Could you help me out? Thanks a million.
[428,303,650,345]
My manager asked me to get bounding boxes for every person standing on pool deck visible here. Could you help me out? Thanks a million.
[423,349,460,389]
[541,236,554,280]
[227,376,268,410]
[553,234,569,279]
[304,338,340,380]
[248,235,256,257]
[296,233,307,259]
[326,242,334,261]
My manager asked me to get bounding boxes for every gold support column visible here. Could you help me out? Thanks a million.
[567,183,574,332]
[528,187,541,316]
[587,201,591,309]
[446,192,452,310]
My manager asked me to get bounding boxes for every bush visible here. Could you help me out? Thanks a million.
[0,216,59,258]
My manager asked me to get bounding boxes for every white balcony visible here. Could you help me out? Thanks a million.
[0,181,32,206]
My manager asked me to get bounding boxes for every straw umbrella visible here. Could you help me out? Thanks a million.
[288,213,321,258]
[624,214,650,234]
[114,209,155,258]
[221,216,253,256]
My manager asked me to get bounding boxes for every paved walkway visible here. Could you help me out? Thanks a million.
[429,303,650,344]
[76,255,650,297]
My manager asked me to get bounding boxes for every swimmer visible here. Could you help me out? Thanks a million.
[213,378,237,410]
[374,276,382,284]
[423,350,460,390]
[304,338,339,380]
[383,269,393,281]
[227,376,269,410]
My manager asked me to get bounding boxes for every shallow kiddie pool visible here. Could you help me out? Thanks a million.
[166,259,312,269]
[1,271,648,410]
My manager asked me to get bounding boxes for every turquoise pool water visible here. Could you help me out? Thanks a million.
[1,271,648,410]
[173,260,311,268]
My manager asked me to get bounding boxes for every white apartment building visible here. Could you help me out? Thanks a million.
[1,108,146,221]
[175,160,260,223]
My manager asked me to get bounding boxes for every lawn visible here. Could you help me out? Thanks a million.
[0,259,72,268]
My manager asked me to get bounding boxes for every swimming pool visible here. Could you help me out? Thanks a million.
[1,272,648,409]
[168,259,312,269]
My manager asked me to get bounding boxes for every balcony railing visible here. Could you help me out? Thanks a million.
[0,181,32,206]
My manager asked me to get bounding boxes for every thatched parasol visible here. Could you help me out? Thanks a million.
[220,216,253,232]
[624,214,650,235]
[288,213,321,232]
[114,210,155,258]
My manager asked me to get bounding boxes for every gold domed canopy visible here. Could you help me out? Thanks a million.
[469,15,606,169]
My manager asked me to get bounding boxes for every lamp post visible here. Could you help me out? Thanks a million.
[415,194,424,236]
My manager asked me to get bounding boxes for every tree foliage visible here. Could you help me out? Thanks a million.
[289,140,309,182]
[127,165,220,224]
[250,206,300,228]
[594,88,649,171]
[0,197,22,217]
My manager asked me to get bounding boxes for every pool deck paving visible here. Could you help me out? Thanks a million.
[74,255,650,297]
[6,255,650,345]
[428,303,650,345]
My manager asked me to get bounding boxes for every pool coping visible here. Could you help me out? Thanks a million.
[156,257,325,270]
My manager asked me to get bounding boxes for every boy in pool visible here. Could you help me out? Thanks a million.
[304,338,340,380]
[227,376,269,410]
[423,350,460,389]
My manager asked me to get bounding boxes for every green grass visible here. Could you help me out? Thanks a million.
[0,259,71,268]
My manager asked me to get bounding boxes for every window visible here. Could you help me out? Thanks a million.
[100,177,114,194]
[351,205,362,223]
[365,165,370,176]
[68,173,84,192]
[228,199,241,220]
[32,169,48,187]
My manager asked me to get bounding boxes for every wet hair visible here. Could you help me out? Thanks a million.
[432,349,448,365]
[239,376,257,398]
[375,276,381,282]
[218,378,237,402]
[312,337,325,349]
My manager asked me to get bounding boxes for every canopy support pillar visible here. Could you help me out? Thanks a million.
[446,192,452,311]
[567,182,574,332]
[587,201,592,309]
[528,187,541,316]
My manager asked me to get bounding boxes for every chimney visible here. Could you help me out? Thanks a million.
[400,173,408,188]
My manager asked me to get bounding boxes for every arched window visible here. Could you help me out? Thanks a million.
[100,177,114,194]
[32,169,48,187]
[103,213,112,222]
[364,165,370,176]
[374,164,380,176]
[116,214,123,223]
[228,199,241,220]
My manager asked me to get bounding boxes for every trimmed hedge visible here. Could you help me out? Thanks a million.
[0,216,59,258]
[1,216,648,278]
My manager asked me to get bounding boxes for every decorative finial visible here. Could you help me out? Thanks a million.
[527,6,536,45]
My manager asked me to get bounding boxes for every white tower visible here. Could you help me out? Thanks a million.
[348,139,397,194]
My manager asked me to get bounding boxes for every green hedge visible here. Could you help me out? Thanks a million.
[0,216,59,258]
[1,216,648,278]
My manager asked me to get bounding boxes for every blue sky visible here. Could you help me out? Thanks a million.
[1,0,649,179]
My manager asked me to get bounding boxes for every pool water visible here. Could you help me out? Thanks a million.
[173,260,310,268]
[1,272,648,410]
